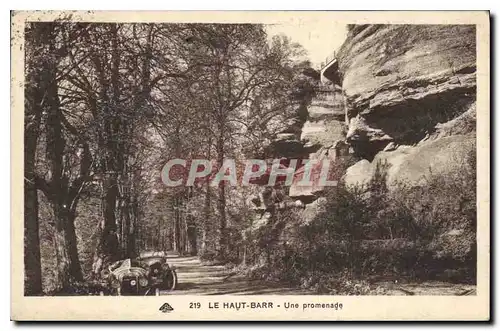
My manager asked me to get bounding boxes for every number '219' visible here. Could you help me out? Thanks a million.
[190,302,201,309]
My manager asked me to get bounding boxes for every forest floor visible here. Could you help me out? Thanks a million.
[371,281,476,295]
[162,253,476,296]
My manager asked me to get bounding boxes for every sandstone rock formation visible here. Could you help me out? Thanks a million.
[337,24,476,188]
[337,24,476,160]
[300,85,346,150]
[248,69,349,226]
[251,24,477,227]
[344,134,476,189]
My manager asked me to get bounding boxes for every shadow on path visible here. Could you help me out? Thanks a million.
[162,253,477,296]
[163,253,311,295]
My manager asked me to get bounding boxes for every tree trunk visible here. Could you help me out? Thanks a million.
[187,216,198,256]
[201,137,212,256]
[24,65,43,296]
[43,32,83,289]
[180,202,187,254]
[102,175,119,257]
[23,22,56,295]
[216,135,227,259]
[51,203,72,290]
[174,195,181,254]
[116,195,124,255]
[126,194,138,258]
[201,184,210,256]
[24,146,42,295]
[91,173,120,276]
[64,212,83,281]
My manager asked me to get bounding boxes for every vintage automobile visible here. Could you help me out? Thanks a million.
[101,251,177,296]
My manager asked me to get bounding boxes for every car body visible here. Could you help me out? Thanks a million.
[103,251,177,295]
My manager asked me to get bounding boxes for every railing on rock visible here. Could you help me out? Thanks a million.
[319,51,337,70]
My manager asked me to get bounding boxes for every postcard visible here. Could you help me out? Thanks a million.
[11,10,490,321]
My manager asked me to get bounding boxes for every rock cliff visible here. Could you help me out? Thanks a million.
[337,24,477,188]
[250,24,477,226]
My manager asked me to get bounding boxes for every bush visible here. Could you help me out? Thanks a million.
[242,148,477,290]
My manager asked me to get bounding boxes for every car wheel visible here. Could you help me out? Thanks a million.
[163,269,177,291]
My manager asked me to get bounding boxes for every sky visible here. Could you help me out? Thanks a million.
[265,21,348,69]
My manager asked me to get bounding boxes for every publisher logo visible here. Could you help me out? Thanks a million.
[159,302,174,313]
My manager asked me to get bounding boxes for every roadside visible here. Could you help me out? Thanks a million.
[163,254,476,296]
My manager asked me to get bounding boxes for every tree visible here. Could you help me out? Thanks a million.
[59,23,166,272]
[31,22,96,289]
[24,22,48,295]
[23,21,96,291]
[181,26,306,258]
[144,25,309,260]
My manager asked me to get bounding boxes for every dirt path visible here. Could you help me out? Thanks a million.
[162,253,476,296]
[162,254,311,295]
